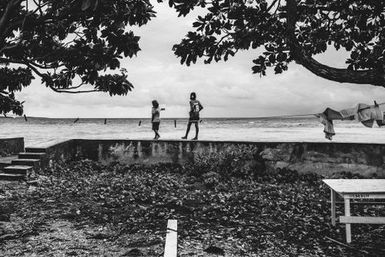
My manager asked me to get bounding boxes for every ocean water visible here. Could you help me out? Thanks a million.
[1,116,385,147]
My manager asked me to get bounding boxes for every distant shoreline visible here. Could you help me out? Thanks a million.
[0,115,316,120]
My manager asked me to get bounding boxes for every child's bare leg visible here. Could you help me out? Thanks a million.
[192,123,199,140]
[153,129,157,139]
[155,130,160,139]
[182,122,192,139]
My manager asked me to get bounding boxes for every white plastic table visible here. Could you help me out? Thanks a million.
[323,179,385,243]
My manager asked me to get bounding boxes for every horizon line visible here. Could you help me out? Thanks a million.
[1,115,315,120]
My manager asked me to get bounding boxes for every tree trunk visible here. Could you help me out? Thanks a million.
[286,0,385,87]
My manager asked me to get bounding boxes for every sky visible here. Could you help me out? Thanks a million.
[17,2,385,118]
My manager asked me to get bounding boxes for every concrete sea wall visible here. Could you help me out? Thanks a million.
[43,139,385,178]
[0,137,24,157]
[40,139,78,168]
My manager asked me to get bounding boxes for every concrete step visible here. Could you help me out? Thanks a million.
[3,165,33,175]
[25,147,46,153]
[0,155,18,169]
[18,152,46,160]
[12,159,40,167]
[0,173,25,181]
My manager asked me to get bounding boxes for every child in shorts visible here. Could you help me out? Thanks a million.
[151,100,161,140]
[182,92,203,140]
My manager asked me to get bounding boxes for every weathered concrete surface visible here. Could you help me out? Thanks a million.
[259,142,385,177]
[37,139,385,178]
[42,140,78,169]
[0,138,24,157]
[74,139,200,165]
[70,140,385,177]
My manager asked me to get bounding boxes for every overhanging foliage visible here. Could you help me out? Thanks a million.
[0,0,157,115]
[167,0,385,86]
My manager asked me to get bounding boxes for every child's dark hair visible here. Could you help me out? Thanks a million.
[152,100,159,108]
[190,92,196,100]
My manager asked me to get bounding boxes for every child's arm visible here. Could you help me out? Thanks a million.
[151,108,156,122]
[199,102,203,111]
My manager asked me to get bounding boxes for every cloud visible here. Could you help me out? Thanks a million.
[16,2,385,118]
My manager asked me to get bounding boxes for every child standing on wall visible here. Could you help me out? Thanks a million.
[151,100,163,140]
[182,92,203,140]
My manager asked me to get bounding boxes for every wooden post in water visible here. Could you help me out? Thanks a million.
[164,219,177,257]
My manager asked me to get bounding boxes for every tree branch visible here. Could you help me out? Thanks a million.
[216,34,231,46]
[18,59,46,78]
[49,88,99,94]
[286,0,385,86]
[0,0,23,43]
[3,1,54,43]
[32,0,44,16]
[0,43,20,54]
[267,0,280,13]
[7,62,101,94]
[21,62,90,94]
[65,82,85,90]
[27,60,63,69]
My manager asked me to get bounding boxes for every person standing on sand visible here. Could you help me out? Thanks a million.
[151,100,162,140]
[182,92,203,140]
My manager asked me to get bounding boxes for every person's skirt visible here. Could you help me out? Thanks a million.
[152,122,160,130]
[189,112,199,123]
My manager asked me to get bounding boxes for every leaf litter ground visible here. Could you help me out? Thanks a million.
[1,160,385,256]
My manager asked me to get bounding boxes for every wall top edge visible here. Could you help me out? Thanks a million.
[67,139,385,146]
[0,137,24,140]
[23,138,385,148]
